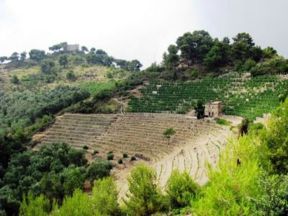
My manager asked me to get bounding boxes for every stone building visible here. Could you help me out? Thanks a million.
[64,44,79,52]
[205,101,223,118]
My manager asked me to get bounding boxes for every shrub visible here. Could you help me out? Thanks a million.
[163,128,176,139]
[11,75,20,84]
[66,71,76,81]
[91,177,120,216]
[93,150,99,155]
[130,156,137,161]
[251,57,288,76]
[123,153,128,158]
[51,189,93,216]
[215,118,230,126]
[41,60,56,74]
[124,164,167,215]
[83,145,89,150]
[118,159,123,164]
[85,160,112,181]
[166,170,200,208]
[254,174,288,215]
[107,153,114,160]
[20,193,50,216]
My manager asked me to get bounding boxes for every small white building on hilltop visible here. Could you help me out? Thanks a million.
[64,44,79,52]
[205,101,223,118]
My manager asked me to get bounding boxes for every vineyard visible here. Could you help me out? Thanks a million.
[35,112,229,198]
[128,74,288,120]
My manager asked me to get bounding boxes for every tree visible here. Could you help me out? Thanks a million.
[49,42,67,53]
[29,49,46,62]
[163,128,176,144]
[166,170,200,208]
[91,177,120,216]
[41,60,56,74]
[195,100,205,119]
[263,47,277,59]
[20,52,27,62]
[263,99,288,173]
[124,164,167,215]
[176,30,214,64]
[86,160,112,181]
[255,175,288,215]
[59,55,69,68]
[20,193,49,216]
[204,39,231,69]
[163,45,179,69]
[9,52,19,63]
[0,56,7,64]
[128,60,143,72]
[81,46,88,53]
[232,32,255,62]
[61,166,85,196]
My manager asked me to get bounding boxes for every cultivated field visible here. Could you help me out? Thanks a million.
[35,113,232,197]
[129,74,288,120]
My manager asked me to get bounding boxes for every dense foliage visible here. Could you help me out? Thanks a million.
[0,143,112,215]
[0,86,89,137]
[20,99,288,215]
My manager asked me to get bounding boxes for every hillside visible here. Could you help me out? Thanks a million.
[1,31,288,216]
[128,73,288,120]
[33,113,231,199]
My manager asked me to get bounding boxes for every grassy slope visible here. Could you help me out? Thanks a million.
[7,65,130,91]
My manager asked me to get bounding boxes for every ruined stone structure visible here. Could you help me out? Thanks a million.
[64,44,79,52]
[205,101,223,118]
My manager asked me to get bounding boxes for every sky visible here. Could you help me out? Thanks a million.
[0,0,288,67]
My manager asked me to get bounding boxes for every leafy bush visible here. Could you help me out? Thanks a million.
[10,75,20,84]
[66,71,76,81]
[215,118,230,126]
[91,177,120,216]
[0,86,89,135]
[107,153,114,160]
[166,170,200,208]
[262,99,288,174]
[86,160,112,181]
[0,143,89,214]
[41,60,56,74]
[254,174,288,215]
[251,57,288,76]
[20,193,49,216]
[124,164,167,215]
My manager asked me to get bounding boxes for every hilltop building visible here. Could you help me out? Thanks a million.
[63,44,79,52]
[205,101,223,118]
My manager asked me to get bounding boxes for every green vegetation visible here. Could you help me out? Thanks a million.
[0,86,89,136]
[78,81,116,96]
[129,74,288,120]
[19,99,288,215]
[215,118,231,126]
[0,143,112,215]
[1,30,288,215]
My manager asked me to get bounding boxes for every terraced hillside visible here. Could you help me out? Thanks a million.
[35,112,230,197]
[36,114,118,153]
[129,74,288,120]
[35,113,227,161]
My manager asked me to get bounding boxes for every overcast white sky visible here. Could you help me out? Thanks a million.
[0,0,288,67]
